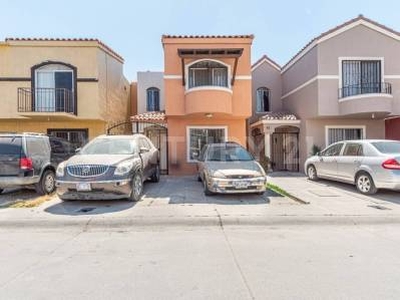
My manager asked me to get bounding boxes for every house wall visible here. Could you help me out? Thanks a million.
[0,40,130,139]
[137,71,164,113]
[163,36,253,175]
[248,61,282,125]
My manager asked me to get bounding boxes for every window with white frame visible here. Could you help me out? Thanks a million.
[35,64,74,112]
[146,87,160,111]
[187,127,227,161]
[341,60,382,98]
[327,127,364,145]
[188,61,228,89]
[256,87,270,112]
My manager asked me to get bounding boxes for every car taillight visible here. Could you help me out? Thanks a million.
[20,157,33,170]
[382,158,400,170]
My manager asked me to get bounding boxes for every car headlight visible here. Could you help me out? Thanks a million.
[210,170,226,179]
[56,162,65,177]
[114,161,134,176]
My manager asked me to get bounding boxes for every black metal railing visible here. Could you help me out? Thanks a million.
[338,82,392,99]
[18,88,76,114]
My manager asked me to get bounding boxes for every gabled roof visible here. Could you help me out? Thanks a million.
[282,14,400,73]
[251,54,281,72]
[5,37,124,62]
[130,111,166,123]
[260,111,298,121]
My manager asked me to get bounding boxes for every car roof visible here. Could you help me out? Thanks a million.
[207,142,241,147]
[96,134,147,140]
[335,139,399,144]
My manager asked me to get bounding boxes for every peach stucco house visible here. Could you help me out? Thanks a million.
[0,38,130,147]
[161,35,254,175]
[249,15,400,172]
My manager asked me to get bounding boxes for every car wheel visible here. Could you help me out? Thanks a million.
[150,164,160,183]
[307,165,318,181]
[129,172,143,201]
[203,176,214,196]
[356,172,377,195]
[35,169,56,195]
[197,174,202,182]
[0,189,3,194]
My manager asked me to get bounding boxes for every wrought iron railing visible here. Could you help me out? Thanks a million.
[18,88,76,114]
[338,82,392,99]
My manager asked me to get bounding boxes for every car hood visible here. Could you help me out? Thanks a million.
[65,154,134,166]
[204,161,265,177]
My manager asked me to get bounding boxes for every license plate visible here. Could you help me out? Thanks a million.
[233,181,250,189]
[76,182,91,191]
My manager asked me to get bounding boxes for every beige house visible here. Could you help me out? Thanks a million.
[0,38,130,147]
[250,15,400,172]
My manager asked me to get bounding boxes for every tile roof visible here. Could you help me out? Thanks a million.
[282,14,400,71]
[162,34,254,39]
[260,111,298,121]
[130,111,166,123]
[5,38,124,62]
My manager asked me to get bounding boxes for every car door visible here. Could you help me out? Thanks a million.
[336,142,363,182]
[26,137,51,177]
[316,142,344,178]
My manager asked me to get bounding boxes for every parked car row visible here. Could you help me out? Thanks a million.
[305,139,400,195]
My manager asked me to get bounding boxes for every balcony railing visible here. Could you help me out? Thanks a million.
[18,88,76,114]
[338,82,392,99]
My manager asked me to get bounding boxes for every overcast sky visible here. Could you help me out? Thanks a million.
[1,0,400,81]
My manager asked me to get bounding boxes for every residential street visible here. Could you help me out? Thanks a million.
[1,224,400,300]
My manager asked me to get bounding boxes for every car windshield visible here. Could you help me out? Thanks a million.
[371,141,400,154]
[81,138,137,155]
[207,145,253,162]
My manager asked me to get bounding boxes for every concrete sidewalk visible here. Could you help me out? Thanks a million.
[1,175,400,229]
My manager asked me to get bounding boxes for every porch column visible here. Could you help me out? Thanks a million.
[263,124,273,159]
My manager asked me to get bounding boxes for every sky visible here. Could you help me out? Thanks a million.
[1,0,400,81]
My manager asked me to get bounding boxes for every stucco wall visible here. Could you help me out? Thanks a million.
[137,71,164,113]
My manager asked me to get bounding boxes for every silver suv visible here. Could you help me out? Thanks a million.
[0,133,75,195]
[55,134,160,201]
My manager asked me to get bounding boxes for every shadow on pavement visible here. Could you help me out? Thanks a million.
[44,199,137,216]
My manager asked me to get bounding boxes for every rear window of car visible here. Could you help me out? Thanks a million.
[371,142,400,154]
[0,137,22,155]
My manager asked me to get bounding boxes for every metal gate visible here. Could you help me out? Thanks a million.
[271,132,299,172]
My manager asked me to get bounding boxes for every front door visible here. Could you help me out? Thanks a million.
[271,131,299,172]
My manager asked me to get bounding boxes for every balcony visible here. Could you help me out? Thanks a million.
[338,82,393,117]
[18,88,77,118]
[185,87,232,115]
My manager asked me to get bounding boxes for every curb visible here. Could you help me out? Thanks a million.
[2,215,400,229]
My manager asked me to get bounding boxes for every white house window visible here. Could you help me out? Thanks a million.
[187,127,227,161]
[188,61,228,88]
[256,87,270,112]
[327,127,364,145]
[35,64,74,112]
[341,60,381,98]
[146,87,160,111]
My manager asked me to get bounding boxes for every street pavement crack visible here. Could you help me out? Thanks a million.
[214,207,255,300]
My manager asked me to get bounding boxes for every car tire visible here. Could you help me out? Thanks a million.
[129,172,143,201]
[197,174,202,182]
[356,172,377,195]
[150,164,160,183]
[0,189,3,194]
[35,169,56,195]
[307,165,319,181]
[203,177,214,196]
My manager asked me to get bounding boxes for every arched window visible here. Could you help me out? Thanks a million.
[147,87,160,111]
[188,60,228,88]
[256,87,270,112]
[32,61,76,113]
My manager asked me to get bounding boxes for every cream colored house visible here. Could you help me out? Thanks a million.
[0,38,130,147]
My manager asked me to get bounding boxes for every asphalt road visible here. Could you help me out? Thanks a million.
[1,224,400,300]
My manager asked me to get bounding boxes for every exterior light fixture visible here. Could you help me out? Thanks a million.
[205,113,213,118]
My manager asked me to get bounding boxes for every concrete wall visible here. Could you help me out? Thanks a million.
[137,71,164,114]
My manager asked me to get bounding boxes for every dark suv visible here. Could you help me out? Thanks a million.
[0,133,76,195]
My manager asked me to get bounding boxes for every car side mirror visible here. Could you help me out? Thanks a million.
[192,151,199,160]
[316,152,320,156]
[140,147,149,153]
[75,148,81,154]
